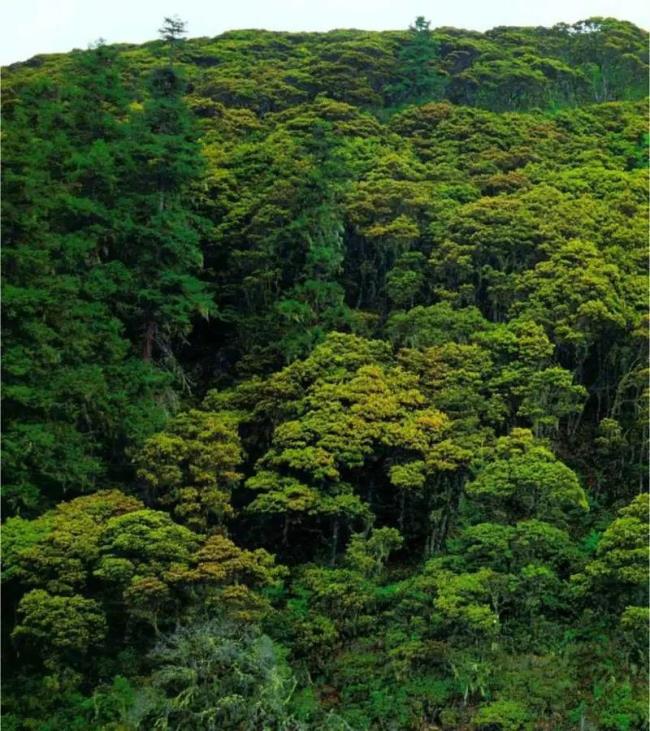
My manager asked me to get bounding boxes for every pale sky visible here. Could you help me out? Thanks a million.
[1,0,648,66]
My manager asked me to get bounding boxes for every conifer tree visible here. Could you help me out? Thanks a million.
[388,16,447,104]
[118,62,214,363]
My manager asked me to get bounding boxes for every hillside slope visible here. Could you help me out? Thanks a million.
[2,17,649,730]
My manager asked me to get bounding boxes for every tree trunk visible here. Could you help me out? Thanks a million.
[367,475,375,512]
[398,490,406,532]
[424,531,434,559]
[142,320,157,361]
[330,519,340,566]
[282,514,290,547]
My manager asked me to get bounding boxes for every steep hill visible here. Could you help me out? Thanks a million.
[2,16,649,730]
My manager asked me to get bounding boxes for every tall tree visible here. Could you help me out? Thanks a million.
[388,17,447,105]
[117,64,214,364]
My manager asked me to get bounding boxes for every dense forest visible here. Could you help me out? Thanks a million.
[1,14,649,730]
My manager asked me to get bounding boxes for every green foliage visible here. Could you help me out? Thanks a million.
[387,16,447,105]
[472,699,531,730]
[13,590,107,666]
[3,489,285,680]
[465,429,588,524]
[345,527,404,578]
[576,493,649,613]
[1,42,212,513]
[136,409,243,530]
[2,14,648,731]
[138,616,298,730]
